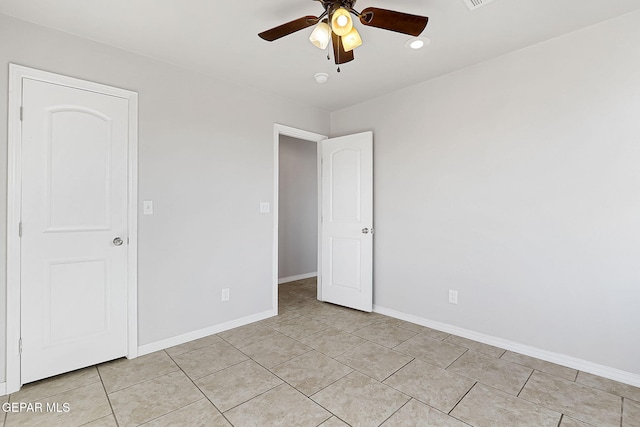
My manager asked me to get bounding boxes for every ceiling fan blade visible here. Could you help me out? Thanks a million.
[259,16,319,41]
[359,7,428,36]
[332,32,354,65]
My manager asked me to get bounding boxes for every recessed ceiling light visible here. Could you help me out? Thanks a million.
[405,37,431,50]
[314,73,329,84]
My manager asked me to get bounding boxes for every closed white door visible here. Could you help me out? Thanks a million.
[321,132,373,312]
[20,78,130,383]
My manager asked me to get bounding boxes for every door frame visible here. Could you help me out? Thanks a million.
[272,124,327,310]
[6,64,139,394]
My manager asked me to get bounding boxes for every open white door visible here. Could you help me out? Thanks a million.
[321,132,373,312]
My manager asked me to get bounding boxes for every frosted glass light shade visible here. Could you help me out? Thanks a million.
[342,27,362,52]
[309,22,331,49]
[331,8,353,36]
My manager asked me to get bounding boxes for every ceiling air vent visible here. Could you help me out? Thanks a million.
[462,0,496,11]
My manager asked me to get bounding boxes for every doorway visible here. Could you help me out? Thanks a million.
[278,135,320,300]
[272,125,374,313]
[273,125,326,309]
[6,65,139,393]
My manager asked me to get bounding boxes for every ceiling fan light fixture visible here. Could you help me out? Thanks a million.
[309,21,331,49]
[342,27,362,52]
[331,8,353,36]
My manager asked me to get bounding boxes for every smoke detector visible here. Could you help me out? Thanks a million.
[314,73,329,84]
[462,0,496,11]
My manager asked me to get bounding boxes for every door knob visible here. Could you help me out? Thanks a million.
[113,237,124,246]
[362,228,369,234]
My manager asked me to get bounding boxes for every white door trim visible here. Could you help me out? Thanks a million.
[6,64,139,394]
[273,124,327,310]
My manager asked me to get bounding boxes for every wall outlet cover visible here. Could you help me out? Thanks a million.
[449,290,458,305]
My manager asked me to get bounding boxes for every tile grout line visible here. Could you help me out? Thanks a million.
[257,311,363,420]
[286,282,495,426]
[98,357,182,395]
[218,339,329,416]
[95,365,120,427]
[376,397,413,426]
[103,366,180,395]
[134,397,212,426]
[278,283,399,425]
[444,348,469,371]
[312,413,334,427]
[448,381,478,416]
[380,357,416,383]
[383,330,420,349]
[164,348,238,426]
[208,380,282,417]
[499,352,580,385]
[8,372,104,403]
[304,397,344,427]
[218,326,286,351]
[516,368,536,398]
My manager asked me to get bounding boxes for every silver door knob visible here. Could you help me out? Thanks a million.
[362,228,369,234]
[113,237,124,246]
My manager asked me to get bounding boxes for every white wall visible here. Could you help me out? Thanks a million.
[278,136,318,281]
[0,13,329,383]
[331,11,640,376]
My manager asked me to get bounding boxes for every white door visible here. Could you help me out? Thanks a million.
[321,132,373,312]
[20,78,130,383]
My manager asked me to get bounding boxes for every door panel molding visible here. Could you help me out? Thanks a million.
[6,64,138,394]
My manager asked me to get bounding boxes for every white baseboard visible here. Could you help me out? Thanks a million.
[278,272,317,284]
[373,305,640,388]
[0,382,6,397]
[137,309,277,357]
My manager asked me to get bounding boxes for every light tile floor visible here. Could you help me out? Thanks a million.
[3,277,639,426]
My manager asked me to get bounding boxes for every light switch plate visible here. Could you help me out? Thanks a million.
[259,202,270,214]
[143,200,154,215]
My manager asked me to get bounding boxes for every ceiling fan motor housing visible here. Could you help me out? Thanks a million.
[321,0,359,16]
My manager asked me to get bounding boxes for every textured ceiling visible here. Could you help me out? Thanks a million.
[1,0,639,111]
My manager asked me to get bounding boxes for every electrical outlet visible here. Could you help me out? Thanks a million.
[449,290,458,305]
[221,288,230,302]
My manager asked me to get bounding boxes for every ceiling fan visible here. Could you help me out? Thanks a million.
[258,0,429,68]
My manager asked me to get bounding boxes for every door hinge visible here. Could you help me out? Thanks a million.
[18,222,22,237]
[19,106,23,121]
[19,338,22,355]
